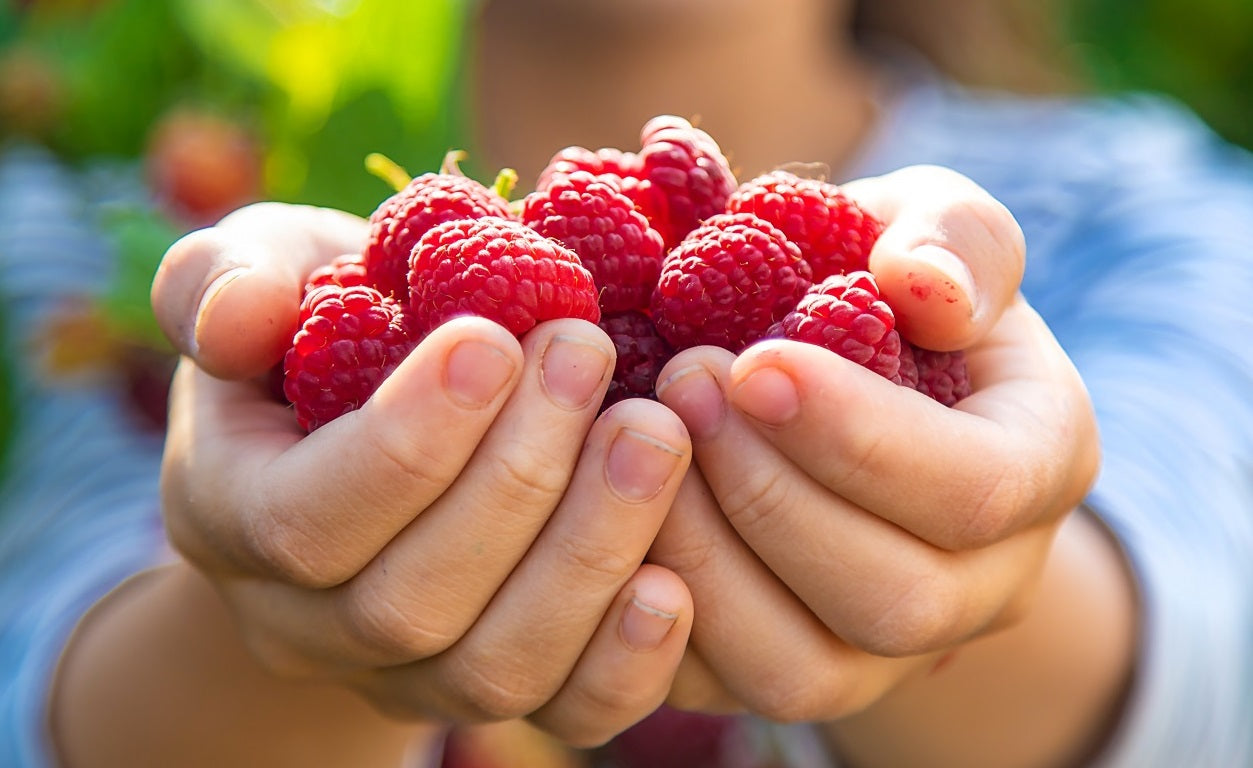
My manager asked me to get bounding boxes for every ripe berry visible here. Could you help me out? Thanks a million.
[651,213,813,352]
[408,216,601,338]
[283,285,416,431]
[898,343,971,406]
[521,171,665,313]
[769,271,902,381]
[144,108,263,227]
[598,310,674,409]
[727,170,883,279]
[363,153,514,300]
[536,115,737,250]
[636,115,739,248]
[304,252,371,293]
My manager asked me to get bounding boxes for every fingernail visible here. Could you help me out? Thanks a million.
[193,267,249,355]
[620,596,678,652]
[541,334,611,409]
[910,244,976,312]
[656,365,725,441]
[605,428,683,503]
[731,367,799,426]
[444,340,517,408]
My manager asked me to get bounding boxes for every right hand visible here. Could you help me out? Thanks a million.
[150,203,695,747]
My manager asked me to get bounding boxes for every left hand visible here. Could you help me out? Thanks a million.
[647,165,1101,718]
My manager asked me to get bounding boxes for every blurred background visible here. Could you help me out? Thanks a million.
[0,0,1250,476]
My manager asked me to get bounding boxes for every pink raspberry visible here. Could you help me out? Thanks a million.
[408,216,601,338]
[651,213,813,352]
[521,171,665,314]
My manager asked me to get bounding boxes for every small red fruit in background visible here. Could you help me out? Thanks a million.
[144,107,263,228]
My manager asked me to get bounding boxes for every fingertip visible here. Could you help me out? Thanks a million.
[619,565,693,653]
[193,265,302,380]
[873,243,979,351]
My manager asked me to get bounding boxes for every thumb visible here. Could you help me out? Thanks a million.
[841,165,1025,351]
[151,202,368,380]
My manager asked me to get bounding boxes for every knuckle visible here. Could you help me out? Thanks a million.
[949,465,1029,550]
[245,505,348,588]
[448,661,547,721]
[718,472,795,537]
[744,675,841,723]
[339,586,456,662]
[491,445,571,508]
[856,570,961,657]
[558,531,639,582]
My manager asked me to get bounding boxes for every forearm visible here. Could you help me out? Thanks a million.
[823,509,1138,768]
[49,562,438,768]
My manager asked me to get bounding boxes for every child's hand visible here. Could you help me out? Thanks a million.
[150,203,694,746]
[650,166,1100,718]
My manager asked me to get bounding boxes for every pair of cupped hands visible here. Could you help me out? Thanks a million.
[151,165,1099,746]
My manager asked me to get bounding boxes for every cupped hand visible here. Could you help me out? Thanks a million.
[650,165,1100,719]
[152,203,695,746]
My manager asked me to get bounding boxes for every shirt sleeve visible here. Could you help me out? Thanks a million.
[1034,103,1253,767]
[0,146,170,767]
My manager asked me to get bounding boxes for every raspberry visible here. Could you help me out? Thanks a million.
[598,310,674,409]
[521,171,665,313]
[363,155,514,300]
[637,115,738,248]
[282,285,416,431]
[304,252,371,293]
[651,213,813,352]
[898,343,971,406]
[726,170,883,279]
[769,271,902,381]
[535,115,737,250]
[408,216,601,338]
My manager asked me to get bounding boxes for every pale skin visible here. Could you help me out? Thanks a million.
[50,1,1139,766]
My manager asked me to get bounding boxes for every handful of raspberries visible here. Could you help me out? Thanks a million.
[280,116,970,431]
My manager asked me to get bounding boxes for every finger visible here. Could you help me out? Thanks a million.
[841,165,1025,350]
[666,647,744,714]
[528,565,694,747]
[647,471,915,721]
[357,400,691,721]
[151,202,367,379]
[162,316,524,587]
[657,360,1054,657]
[690,303,1095,550]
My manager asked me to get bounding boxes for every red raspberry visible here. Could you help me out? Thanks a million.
[651,213,813,352]
[408,216,601,338]
[536,145,641,189]
[598,310,674,409]
[304,252,371,293]
[282,285,416,432]
[898,343,971,406]
[535,115,737,250]
[521,171,665,313]
[727,170,884,279]
[769,271,902,381]
[637,115,738,248]
[363,158,514,300]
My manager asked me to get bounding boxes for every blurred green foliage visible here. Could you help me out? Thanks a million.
[1,0,470,216]
[1069,0,1253,150]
